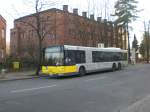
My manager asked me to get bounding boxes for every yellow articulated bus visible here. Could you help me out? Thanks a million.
[41,45,128,77]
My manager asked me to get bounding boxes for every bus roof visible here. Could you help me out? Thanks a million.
[64,45,127,52]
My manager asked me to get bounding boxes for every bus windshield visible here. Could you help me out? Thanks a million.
[44,46,64,66]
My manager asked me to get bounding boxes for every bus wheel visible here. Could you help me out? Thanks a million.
[112,63,116,72]
[118,63,122,70]
[79,67,86,76]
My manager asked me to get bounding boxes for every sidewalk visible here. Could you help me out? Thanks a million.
[0,70,39,82]
[0,63,149,82]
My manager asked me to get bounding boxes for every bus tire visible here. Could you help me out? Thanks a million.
[79,67,86,76]
[118,63,122,70]
[112,63,116,72]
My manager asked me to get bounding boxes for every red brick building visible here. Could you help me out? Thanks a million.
[0,15,6,63]
[10,5,127,60]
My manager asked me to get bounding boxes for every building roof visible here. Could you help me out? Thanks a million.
[14,7,108,24]
[0,14,6,23]
[15,8,58,21]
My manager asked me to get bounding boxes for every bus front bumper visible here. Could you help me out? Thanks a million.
[41,66,78,77]
[49,72,78,77]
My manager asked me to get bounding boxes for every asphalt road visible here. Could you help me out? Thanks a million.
[0,64,150,112]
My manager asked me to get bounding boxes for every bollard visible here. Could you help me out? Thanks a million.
[1,69,7,78]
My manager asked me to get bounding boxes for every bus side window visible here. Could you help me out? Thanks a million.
[113,52,121,61]
[76,51,85,63]
[65,50,75,65]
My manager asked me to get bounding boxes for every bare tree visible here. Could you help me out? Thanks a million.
[16,0,57,75]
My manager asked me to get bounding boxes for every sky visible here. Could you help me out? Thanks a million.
[0,0,149,45]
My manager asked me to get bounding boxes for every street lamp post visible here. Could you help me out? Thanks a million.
[147,22,150,63]
[144,21,150,63]
[127,23,131,64]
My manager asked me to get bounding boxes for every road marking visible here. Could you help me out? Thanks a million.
[11,85,57,93]
[85,76,107,82]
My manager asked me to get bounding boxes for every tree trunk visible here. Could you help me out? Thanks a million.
[35,39,42,75]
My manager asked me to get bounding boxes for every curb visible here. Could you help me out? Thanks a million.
[0,76,40,83]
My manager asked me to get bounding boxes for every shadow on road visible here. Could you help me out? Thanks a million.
[41,69,114,80]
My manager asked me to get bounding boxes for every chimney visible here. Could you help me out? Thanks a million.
[108,21,113,26]
[82,12,87,18]
[97,17,102,22]
[63,5,68,12]
[90,14,94,20]
[104,19,107,23]
[73,8,78,15]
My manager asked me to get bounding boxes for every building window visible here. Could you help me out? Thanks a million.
[47,16,50,21]
[1,29,5,39]
[0,49,4,58]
